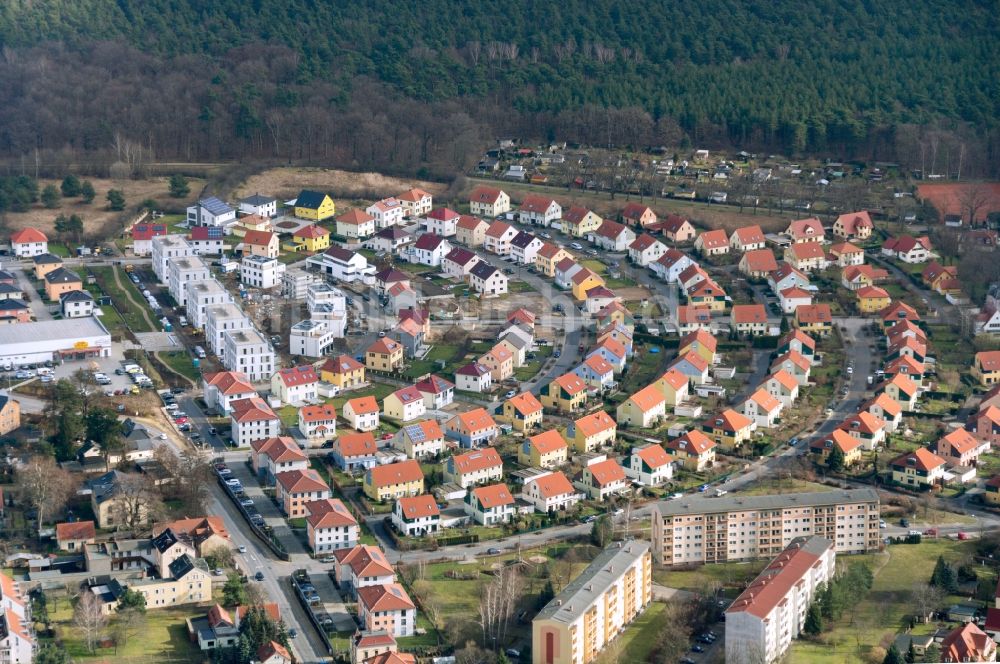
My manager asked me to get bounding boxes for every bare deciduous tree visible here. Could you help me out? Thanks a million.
[74,591,108,653]
[959,183,992,226]
[910,582,944,623]
[478,566,522,650]
[111,472,162,532]
[17,456,77,538]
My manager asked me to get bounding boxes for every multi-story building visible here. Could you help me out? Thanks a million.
[522,471,581,513]
[464,483,515,526]
[357,584,416,638]
[650,489,880,566]
[364,460,425,502]
[289,319,340,358]
[298,404,338,444]
[0,566,33,664]
[229,397,281,448]
[250,436,308,485]
[342,396,380,432]
[305,498,358,553]
[206,303,251,358]
[443,447,503,488]
[332,545,396,599]
[725,536,836,664]
[10,226,48,257]
[391,494,440,537]
[532,541,652,664]
[276,469,331,517]
[567,410,617,453]
[151,234,195,284]
[366,197,406,228]
[203,371,257,414]
[187,196,236,228]
[468,186,510,218]
[241,254,285,289]
[184,279,233,330]
[270,365,318,404]
[519,430,568,469]
[393,420,445,459]
[222,328,275,381]
[167,256,210,306]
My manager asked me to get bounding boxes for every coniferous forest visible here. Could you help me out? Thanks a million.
[0,0,997,175]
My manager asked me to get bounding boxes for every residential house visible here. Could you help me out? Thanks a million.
[857,286,892,314]
[686,277,728,312]
[365,226,413,255]
[659,214,697,243]
[624,444,674,487]
[653,369,690,408]
[397,188,433,217]
[810,430,863,466]
[770,350,811,386]
[468,186,510,217]
[841,264,889,291]
[382,386,426,423]
[510,231,544,265]
[414,374,454,410]
[391,495,440,537]
[882,235,932,263]
[562,206,603,237]
[838,412,887,451]
[535,242,572,277]
[342,396,381,432]
[578,458,629,501]
[765,370,800,408]
[56,520,96,552]
[777,329,817,362]
[251,436,308,485]
[616,384,667,429]
[670,351,710,386]
[484,221,518,255]
[880,373,919,410]
[455,215,490,248]
[293,224,331,253]
[445,408,499,448]
[276,469,331,517]
[890,447,946,487]
[364,460,424,502]
[729,225,766,252]
[335,209,377,239]
[739,248,779,279]
[785,217,825,244]
[784,242,827,271]
[939,622,996,663]
[742,389,783,428]
[294,190,336,221]
[590,219,636,252]
[574,354,616,392]
[628,235,667,267]
[570,267,605,301]
[464,484,515,526]
[522,471,581,513]
[454,362,492,393]
[270,365,319,405]
[203,371,257,414]
[587,337,628,373]
[795,303,834,337]
[10,226,48,257]
[519,430,569,469]
[651,247,696,283]
[678,329,718,365]
[393,420,444,459]
[131,223,167,255]
[497,330,531,367]
[332,545,395,598]
[239,193,278,217]
[330,432,379,472]
[777,286,812,315]
[409,233,451,266]
[677,305,714,334]
[374,268,410,296]
[365,337,404,373]
[298,404,338,444]
[702,409,756,450]
[936,428,988,468]
[974,351,1000,386]
[540,373,589,413]
[310,245,374,283]
[423,208,459,237]
[969,405,1000,448]
[519,195,561,226]
[694,229,730,257]
[468,262,509,296]
[357,584,416,638]
[883,355,925,386]
[32,252,62,280]
[567,410,617,452]
[666,430,717,471]
[503,391,544,432]
[229,397,281,448]
[828,242,864,267]
[621,202,657,228]
[478,345,515,383]
[44,267,82,301]
[833,211,873,240]
[731,304,769,336]
[320,355,366,390]
[443,447,503,488]
[243,230,279,259]
[863,393,903,432]
[769,262,811,293]
[442,247,481,280]
[61,289,95,318]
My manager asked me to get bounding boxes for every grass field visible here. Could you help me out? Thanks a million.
[155,350,202,383]
[89,265,157,333]
[594,601,667,664]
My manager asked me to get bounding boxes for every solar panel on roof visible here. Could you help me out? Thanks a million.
[403,424,426,443]
[200,197,233,215]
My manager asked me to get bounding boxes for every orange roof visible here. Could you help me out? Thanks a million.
[658,368,689,391]
[741,248,778,273]
[337,209,375,225]
[152,516,230,543]
[275,365,318,387]
[252,436,307,463]
[768,369,799,391]
[787,242,826,260]
[345,396,379,415]
[294,224,329,239]
[884,355,924,376]
[779,329,816,351]
[204,371,256,395]
[890,446,945,472]
[333,544,394,578]
[230,397,278,423]
[276,468,329,494]
[336,431,377,457]
[838,411,885,435]
[772,350,811,373]
[705,408,753,433]
[587,458,626,486]
[677,305,713,324]
[551,372,587,396]
[977,351,1000,372]
[469,186,504,204]
[520,194,557,213]
[563,206,596,226]
[780,286,812,300]
[795,303,833,324]
[667,430,716,455]
[574,410,616,437]
[397,494,440,519]
[453,407,497,433]
[402,419,443,442]
[880,301,920,322]
[358,583,415,612]
[471,483,515,509]
[537,242,568,259]
[830,241,863,256]
[369,459,424,487]
[866,392,902,418]
[627,384,666,412]
[593,336,627,360]
[679,328,717,353]
[622,202,654,220]
[530,471,575,498]
[299,403,337,423]
[697,229,729,249]
[583,354,615,375]
[885,373,917,396]
[507,391,543,416]
[673,350,709,372]
[687,278,726,299]
[450,447,502,474]
[457,214,488,231]
[856,285,890,299]
[397,187,431,203]
[747,388,781,413]
[305,498,357,529]
[56,520,96,542]
[485,220,513,238]
[939,428,980,455]
[732,304,767,325]
[594,219,629,239]
[732,225,765,244]
[940,622,995,663]
[810,429,862,454]
[634,444,673,468]
[10,227,47,244]
[257,641,291,663]
[528,430,568,454]
[728,539,831,620]
[243,229,275,247]
[786,217,825,239]
[368,337,402,355]
[835,211,873,235]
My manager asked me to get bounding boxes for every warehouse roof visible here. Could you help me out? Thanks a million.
[0,316,109,346]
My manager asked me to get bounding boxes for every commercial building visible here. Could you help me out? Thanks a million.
[221,328,275,381]
[725,537,835,664]
[0,316,112,367]
[650,489,880,566]
[532,541,652,664]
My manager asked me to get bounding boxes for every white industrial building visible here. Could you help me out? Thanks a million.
[0,317,112,367]
[151,235,195,284]
[167,256,210,307]
[205,303,251,357]
[289,319,340,358]
[184,279,234,330]
[241,255,286,289]
[222,328,275,381]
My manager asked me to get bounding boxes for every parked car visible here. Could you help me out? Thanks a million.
[487,547,502,555]
[254,571,264,581]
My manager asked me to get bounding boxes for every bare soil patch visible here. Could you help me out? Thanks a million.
[2,176,202,239]
[234,167,448,208]
[916,182,1000,222]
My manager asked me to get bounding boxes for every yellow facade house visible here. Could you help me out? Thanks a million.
[856,286,891,314]
[293,224,331,252]
[540,373,589,413]
[535,242,573,277]
[519,430,569,469]
[294,190,335,221]
[320,354,366,389]
[502,391,544,432]
[365,337,404,372]
[571,268,605,301]
[568,410,617,453]
[363,459,424,502]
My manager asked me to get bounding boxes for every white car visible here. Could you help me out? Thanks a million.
[570,242,583,250]
[238,545,247,553]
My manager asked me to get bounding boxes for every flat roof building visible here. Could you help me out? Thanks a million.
[0,316,112,367]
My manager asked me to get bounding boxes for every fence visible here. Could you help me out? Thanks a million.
[218,472,290,561]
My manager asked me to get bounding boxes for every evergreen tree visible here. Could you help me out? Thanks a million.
[34,645,69,664]
[169,174,190,198]
[883,644,905,664]
[41,184,60,208]
[930,556,958,592]
[118,588,146,612]
[803,602,823,635]
[591,514,614,547]
[80,180,96,203]
[61,175,81,197]
[537,579,556,609]
[905,642,916,663]
[106,189,125,210]
[923,644,941,663]
[223,573,249,607]
[827,445,846,472]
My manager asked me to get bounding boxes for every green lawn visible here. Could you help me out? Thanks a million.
[594,601,667,664]
[508,279,537,293]
[89,265,157,333]
[155,350,203,383]
[328,382,395,411]
[46,241,72,257]
[161,213,188,234]
[277,405,298,429]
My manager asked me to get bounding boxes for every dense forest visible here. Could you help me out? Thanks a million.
[0,0,997,176]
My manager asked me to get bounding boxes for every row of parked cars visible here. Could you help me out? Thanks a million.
[215,462,265,528]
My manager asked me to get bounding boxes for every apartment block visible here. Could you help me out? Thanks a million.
[222,328,275,381]
[184,278,233,330]
[532,541,652,664]
[206,303,252,357]
[167,256,211,306]
[650,489,879,566]
[151,234,195,284]
[241,254,286,289]
[726,536,836,664]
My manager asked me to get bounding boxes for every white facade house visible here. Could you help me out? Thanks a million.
[455,363,492,392]
[391,495,440,537]
[519,196,562,226]
[423,208,460,237]
[510,232,544,265]
[184,279,233,330]
[651,249,697,283]
[60,290,95,318]
[151,235,195,285]
[623,444,675,487]
[726,537,835,664]
[230,397,282,448]
[238,193,278,218]
[187,197,237,228]
[308,246,375,284]
[241,255,286,289]
[483,222,519,255]
[270,365,319,405]
[628,235,668,267]
[468,263,508,296]
[289,319,340,358]
[10,227,48,257]
[522,471,582,513]
[222,328,275,382]
[167,256,211,306]
[408,234,451,267]
[442,247,482,280]
[203,371,257,414]
[205,303,251,358]
[366,198,406,228]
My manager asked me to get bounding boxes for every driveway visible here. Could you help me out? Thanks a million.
[13,265,52,321]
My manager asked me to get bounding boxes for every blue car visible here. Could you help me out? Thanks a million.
[698,484,709,492]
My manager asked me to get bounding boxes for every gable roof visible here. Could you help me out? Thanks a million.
[337,209,375,226]
[252,436,307,463]
[401,419,443,443]
[627,384,667,412]
[471,483,515,509]
[594,219,629,240]
[890,446,945,471]
[528,430,568,454]
[704,408,753,433]
[485,220,513,238]
[939,428,980,455]
[562,206,597,226]
[450,447,502,473]
[457,214,488,231]
[520,194,557,213]
[550,372,587,396]
[345,396,380,415]
[397,494,439,519]
[230,397,278,423]
[796,303,833,324]
[573,410,616,437]
[296,190,331,210]
[629,234,662,252]
[367,337,402,355]
[786,242,826,260]
[621,202,654,220]
[274,365,318,387]
[742,248,778,273]
[11,227,47,244]
[786,217,825,239]
[977,351,1000,373]
[369,459,423,487]
[810,429,862,454]
[321,354,364,375]
[413,233,447,251]
[469,186,505,205]
[452,407,496,432]
[336,431,378,457]
[835,211,873,234]
[537,242,568,259]
[732,225,765,244]
[276,468,329,494]
[470,261,501,281]
[529,471,575,498]
[732,304,767,325]
[697,229,729,249]
[243,229,275,247]
[587,458,626,486]
[667,430,716,455]
[747,388,781,413]
[56,520,96,542]
[357,583,415,612]
[414,374,454,395]
[305,498,357,529]
[940,622,994,663]
[507,391,543,416]
[444,246,479,266]
[294,224,329,239]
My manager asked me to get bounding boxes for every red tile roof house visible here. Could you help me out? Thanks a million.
[785,217,826,244]
[298,403,338,444]
[414,374,455,409]
[694,229,730,257]
[621,202,657,228]
[330,431,379,472]
[935,428,989,468]
[358,584,416,637]
[229,397,281,448]
[521,470,582,513]
[627,234,667,266]
[332,544,396,598]
[203,371,257,414]
[305,498,358,553]
[770,350,812,386]
[56,520,96,551]
[739,248,779,279]
[731,304,769,336]
[623,444,675,487]
[881,234,933,263]
[131,223,167,256]
[391,494,441,537]
[729,225,766,252]
[655,214,697,243]
[250,436,308,485]
[590,219,636,252]
[939,622,996,662]
[464,483,516,525]
[836,411,887,450]
[969,404,1000,448]
[276,468,331,517]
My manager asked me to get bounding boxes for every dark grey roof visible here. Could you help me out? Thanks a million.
[60,289,94,303]
[0,299,28,312]
[240,193,276,206]
[152,528,179,553]
[198,197,233,216]
[511,231,538,249]
[168,554,207,580]
[655,488,879,517]
[470,262,499,280]
[295,190,328,209]
[44,267,81,284]
[32,253,63,264]
[88,471,124,504]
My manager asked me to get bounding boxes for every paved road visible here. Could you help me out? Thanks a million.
[12,265,52,321]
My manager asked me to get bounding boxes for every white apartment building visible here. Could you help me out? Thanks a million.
[290,319,340,358]
[650,489,879,566]
[307,283,347,313]
[230,397,282,447]
[222,328,275,381]
[205,303,251,357]
[241,254,286,289]
[532,541,651,664]
[726,537,835,664]
[151,235,195,284]
[282,267,322,300]
[184,278,233,330]
[167,256,211,306]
